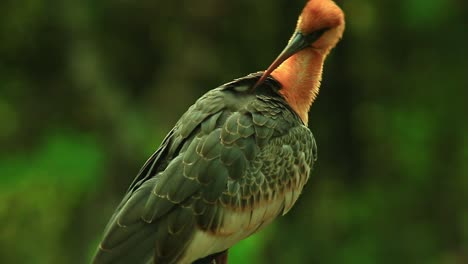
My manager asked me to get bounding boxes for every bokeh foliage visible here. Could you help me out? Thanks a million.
[0,0,467,263]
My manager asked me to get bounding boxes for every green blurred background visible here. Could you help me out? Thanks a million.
[0,0,467,263]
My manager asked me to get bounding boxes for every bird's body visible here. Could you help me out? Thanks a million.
[93,73,316,264]
[93,0,344,263]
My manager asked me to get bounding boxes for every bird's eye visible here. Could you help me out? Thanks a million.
[304,28,328,44]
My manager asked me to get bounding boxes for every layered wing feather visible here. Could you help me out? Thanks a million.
[93,89,229,264]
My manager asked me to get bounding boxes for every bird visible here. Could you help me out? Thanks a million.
[92,0,344,263]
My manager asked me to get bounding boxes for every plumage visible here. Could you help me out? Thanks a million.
[92,73,316,264]
[93,0,345,263]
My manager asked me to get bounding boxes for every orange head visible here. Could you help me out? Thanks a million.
[297,0,344,51]
[254,0,345,88]
[253,0,344,124]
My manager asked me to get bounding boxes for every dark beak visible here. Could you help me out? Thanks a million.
[253,30,324,89]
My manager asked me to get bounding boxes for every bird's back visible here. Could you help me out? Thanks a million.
[92,73,317,264]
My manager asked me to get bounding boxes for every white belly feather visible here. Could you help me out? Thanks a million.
[178,187,303,264]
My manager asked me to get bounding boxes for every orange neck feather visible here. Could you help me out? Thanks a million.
[271,48,324,125]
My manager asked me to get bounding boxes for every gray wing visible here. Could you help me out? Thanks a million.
[92,90,230,264]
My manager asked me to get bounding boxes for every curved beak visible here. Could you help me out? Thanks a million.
[253,28,327,89]
[253,32,310,89]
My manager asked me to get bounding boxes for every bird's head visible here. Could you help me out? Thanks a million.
[297,0,344,52]
[254,0,344,88]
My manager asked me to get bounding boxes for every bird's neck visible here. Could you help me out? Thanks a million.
[271,48,325,125]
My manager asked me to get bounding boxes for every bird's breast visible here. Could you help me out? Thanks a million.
[178,181,308,264]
